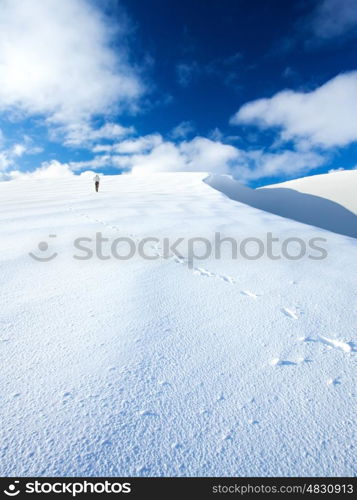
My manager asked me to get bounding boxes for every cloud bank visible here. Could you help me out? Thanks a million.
[70,134,325,181]
[231,72,357,148]
[2,127,327,183]
[0,0,143,126]
[0,2,352,184]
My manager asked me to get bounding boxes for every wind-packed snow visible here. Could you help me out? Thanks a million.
[263,170,357,214]
[0,172,356,477]
[207,170,357,238]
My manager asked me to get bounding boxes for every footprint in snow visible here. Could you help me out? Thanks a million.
[219,274,236,284]
[193,267,236,284]
[327,377,341,386]
[300,335,355,353]
[281,307,299,320]
[158,380,172,388]
[241,290,258,298]
[174,256,186,264]
[62,392,73,403]
[270,358,297,366]
[138,410,158,417]
[317,335,354,353]
[193,267,214,277]
[298,335,316,342]
[297,357,313,364]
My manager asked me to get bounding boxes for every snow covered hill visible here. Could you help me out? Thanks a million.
[206,170,357,238]
[0,172,356,477]
[263,170,357,214]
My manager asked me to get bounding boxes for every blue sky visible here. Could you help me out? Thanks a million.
[0,0,357,186]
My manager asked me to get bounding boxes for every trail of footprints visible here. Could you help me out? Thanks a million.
[69,206,356,374]
[69,206,251,292]
[298,334,355,354]
[270,332,355,380]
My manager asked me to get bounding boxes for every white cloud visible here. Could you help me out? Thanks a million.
[0,137,327,182]
[93,134,163,154]
[128,142,186,174]
[170,121,195,139]
[231,72,357,148]
[1,158,105,181]
[68,155,113,172]
[0,152,12,171]
[232,149,326,181]
[114,134,163,154]
[0,0,143,126]
[105,136,325,181]
[179,137,238,173]
[128,137,239,175]
[1,157,108,181]
[328,167,345,173]
[4,160,74,180]
[11,144,27,157]
[309,0,357,40]
[58,122,136,147]
[208,128,224,142]
[0,136,43,171]
[0,133,327,183]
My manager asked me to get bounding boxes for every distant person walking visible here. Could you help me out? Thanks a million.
[94,174,100,192]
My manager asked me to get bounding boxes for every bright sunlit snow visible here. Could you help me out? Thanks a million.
[0,171,356,476]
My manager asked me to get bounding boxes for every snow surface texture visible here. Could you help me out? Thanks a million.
[262,171,357,215]
[206,170,357,238]
[0,172,356,477]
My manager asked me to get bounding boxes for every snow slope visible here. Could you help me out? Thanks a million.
[262,170,357,214]
[0,172,356,477]
[206,170,357,238]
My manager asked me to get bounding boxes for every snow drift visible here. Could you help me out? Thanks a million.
[205,170,357,238]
